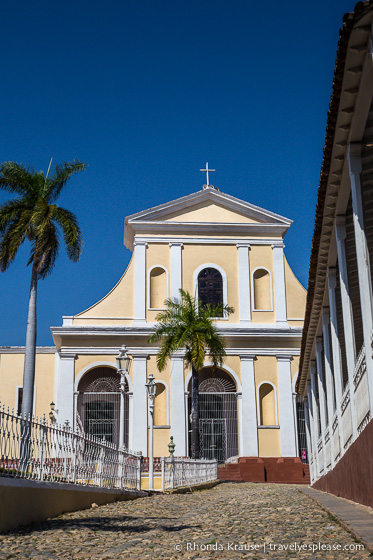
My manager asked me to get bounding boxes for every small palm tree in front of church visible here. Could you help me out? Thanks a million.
[0,159,86,420]
[148,289,233,459]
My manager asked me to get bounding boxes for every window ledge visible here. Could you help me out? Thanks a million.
[258,425,280,429]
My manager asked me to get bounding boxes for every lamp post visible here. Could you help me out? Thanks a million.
[116,345,131,449]
[145,373,157,490]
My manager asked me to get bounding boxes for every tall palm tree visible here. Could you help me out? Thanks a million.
[148,289,233,459]
[0,159,86,418]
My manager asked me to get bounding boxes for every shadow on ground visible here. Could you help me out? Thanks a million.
[9,515,199,535]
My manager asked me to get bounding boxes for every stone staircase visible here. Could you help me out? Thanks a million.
[218,463,243,482]
[218,457,311,484]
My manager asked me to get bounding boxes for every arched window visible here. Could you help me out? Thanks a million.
[153,382,168,426]
[198,267,223,313]
[148,266,168,309]
[258,382,277,426]
[76,367,129,447]
[252,268,273,311]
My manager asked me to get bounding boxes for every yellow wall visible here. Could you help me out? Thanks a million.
[165,201,257,223]
[284,257,306,320]
[258,429,281,457]
[0,352,55,418]
[73,255,135,322]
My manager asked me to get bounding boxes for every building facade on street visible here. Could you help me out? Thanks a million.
[0,185,306,471]
[297,1,373,507]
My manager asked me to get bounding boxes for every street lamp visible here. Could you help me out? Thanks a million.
[145,373,157,490]
[116,345,131,448]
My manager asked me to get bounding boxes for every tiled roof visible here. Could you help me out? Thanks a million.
[297,1,373,393]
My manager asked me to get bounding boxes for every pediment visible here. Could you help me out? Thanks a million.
[124,188,292,249]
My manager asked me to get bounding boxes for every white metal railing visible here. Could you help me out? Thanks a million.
[161,457,218,490]
[0,404,141,491]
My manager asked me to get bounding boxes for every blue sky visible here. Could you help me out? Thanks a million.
[0,0,355,346]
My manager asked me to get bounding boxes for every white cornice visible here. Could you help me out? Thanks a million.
[0,346,56,354]
[125,222,289,250]
[133,236,283,246]
[59,346,301,357]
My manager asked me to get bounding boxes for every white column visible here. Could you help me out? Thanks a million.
[133,241,147,324]
[169,242,183,300]
[327,269,344,408]
[315,338,328,434]
[348,143,373,414]
[131,354,148,454]
[272,243,287,324]
[310,362,322,475]
[292,391,299,455]
[335,218,358,438]
[240,355,258,456]
[236,244,251,323]
[322,309,336,467]
[170,355,186,456]
[303,396,314,483]
[277,355,297,457]
[128,392,134,450]
[56,352,76,426]
[307,380,319,478]
[315,338,328,469]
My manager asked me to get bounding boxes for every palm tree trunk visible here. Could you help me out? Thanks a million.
[191,366,200,459]
[22,262,38,418]
[20,263,38,471]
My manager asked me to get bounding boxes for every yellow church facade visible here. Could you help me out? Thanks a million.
[0,186,306,467]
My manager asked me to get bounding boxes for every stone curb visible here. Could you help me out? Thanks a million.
[299,487,373,552]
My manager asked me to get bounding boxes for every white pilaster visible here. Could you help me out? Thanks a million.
[170,355,187,456]
[240,355,258,456]
[315,338,328,469]
[56,352,76,426]
[272,243,287,324]
[303,396,314,483]
[335,218,358,438]
[236,244,251,323]
[310,362,322,475]
[131,354,148,454]
[315,338,328,434]
[348,143,373,414]
[133,241,147,323]
[327,269,344,407]
[169,242,183,300]
[277,355,297,457]
[322,309,336,467]
[307,380,319,478]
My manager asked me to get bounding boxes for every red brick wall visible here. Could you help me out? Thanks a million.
[313,420,373,507]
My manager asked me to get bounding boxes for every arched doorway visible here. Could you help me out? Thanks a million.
[187,368,238,462]
[76,367,129,447]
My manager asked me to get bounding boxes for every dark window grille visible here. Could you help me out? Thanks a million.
[296,396,308,463]
[187,368,238,462]
[77,368,129,448]
[198,268,223,314]
[17,387,23,416]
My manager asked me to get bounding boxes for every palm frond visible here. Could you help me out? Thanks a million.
[53,206,83,262]
[47,160,87,202]
[0,162,36,197]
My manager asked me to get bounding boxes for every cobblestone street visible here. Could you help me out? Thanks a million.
[0,483,369,559]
